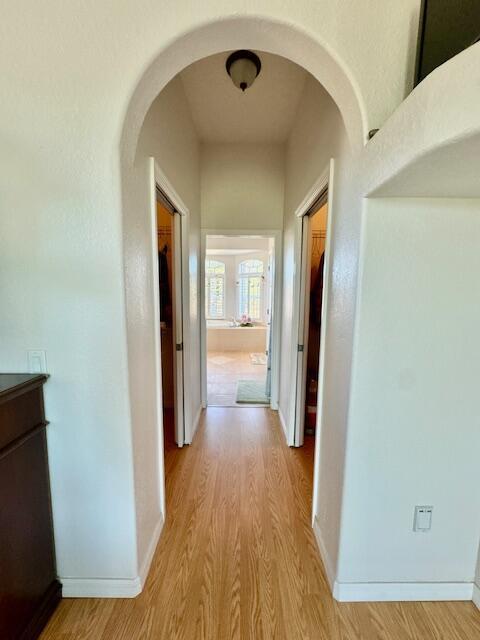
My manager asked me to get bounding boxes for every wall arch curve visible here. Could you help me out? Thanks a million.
[120,14,367,165]
[120,13,367,583]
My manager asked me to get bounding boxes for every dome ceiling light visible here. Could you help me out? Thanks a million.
[226,50,262,92]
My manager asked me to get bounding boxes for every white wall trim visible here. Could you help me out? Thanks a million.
[200,230,208,407]
[61,516,164,598]
[333,580,474,603]
[293,165,331,219]
[291,509,480,610]
[313,516,336,590]
[154,160,190,218]
[473,583,480,610]
[311,160,335,524]
[138,516,164,589]
[154,159,194,448]
[61,577,142,598]
[148,158,167,517]
[288,161,332,451]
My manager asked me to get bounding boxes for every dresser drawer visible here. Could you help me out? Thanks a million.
[0,374,60,639]
[0,428,58,639]
[0,386,45,453]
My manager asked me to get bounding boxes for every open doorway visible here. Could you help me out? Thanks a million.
[290,173,331,450]
[155,182,187,450]
[303,200,328,447]
[201,232,281,408]
[156,192,176,450]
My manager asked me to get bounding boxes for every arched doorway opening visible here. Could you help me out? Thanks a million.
[119,14,366,594]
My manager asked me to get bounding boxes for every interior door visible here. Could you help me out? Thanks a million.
[293,215,311,447]
[264,249,274,399]
[173,212,185,447]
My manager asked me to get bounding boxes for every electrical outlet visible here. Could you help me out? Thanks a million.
[27,350,48,374]
[413,505,433,532]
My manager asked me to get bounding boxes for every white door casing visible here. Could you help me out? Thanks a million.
[289,161,334,451]
[153,160,192,449]
[172,211,185,447]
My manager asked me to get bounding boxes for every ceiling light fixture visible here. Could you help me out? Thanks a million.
[226,50,261,92]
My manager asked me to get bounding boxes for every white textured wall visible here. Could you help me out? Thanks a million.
[125,77,201,569]
[138,76,202,430]
[0,60,139,585]
[201,143,285,230]
[363,44,480,199]
[0,0,424,590]
[280,76,356,579]
[476,548,480,589]
[338,198,480,585]
[475,550,480,609]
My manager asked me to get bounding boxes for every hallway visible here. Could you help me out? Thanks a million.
[40,409,480,640]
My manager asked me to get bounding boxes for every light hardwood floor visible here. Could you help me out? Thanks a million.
[41,408,480,639]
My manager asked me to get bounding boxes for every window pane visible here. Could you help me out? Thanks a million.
[249,276,261,319]
[205,259,225,318]
[238,260,264,320]
[206,259,225,275]
[239,277,249,316]
[238,274,262,320]
[239,259,263,275]
[206,275,224,318]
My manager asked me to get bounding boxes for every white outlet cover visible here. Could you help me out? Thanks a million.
[28,350,48,374]
[413,505,433,532]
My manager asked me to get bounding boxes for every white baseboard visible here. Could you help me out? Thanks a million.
[139,516,164,588]
[61,576,142,598]
[312,517,335,590]
[311,519,477,605]
[473,583,480,610]
[61,516,164,598]
[333,580,474,603]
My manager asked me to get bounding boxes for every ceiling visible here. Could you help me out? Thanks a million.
[180,51,308,143]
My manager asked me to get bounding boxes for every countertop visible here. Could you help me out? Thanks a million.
[0,373,48,399]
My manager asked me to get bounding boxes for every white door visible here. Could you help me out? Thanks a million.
[293,215,312,447]
[173,212,185,447]
[265,249,274,399]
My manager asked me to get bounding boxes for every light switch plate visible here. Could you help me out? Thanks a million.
[413,505,433,532]
[27,350,48,374]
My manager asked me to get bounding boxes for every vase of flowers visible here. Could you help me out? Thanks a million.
[239,314,253,327]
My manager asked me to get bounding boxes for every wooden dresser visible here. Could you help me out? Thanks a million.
[0,374,61,639]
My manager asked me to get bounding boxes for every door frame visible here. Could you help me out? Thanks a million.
[151,159,192,450]
[200,228,283,410]
[288,160,335,455]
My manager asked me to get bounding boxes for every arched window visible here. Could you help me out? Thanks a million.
[238,259,264,320]
[205,259,226,318]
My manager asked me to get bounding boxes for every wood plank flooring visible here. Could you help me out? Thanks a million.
[41,408,480,639]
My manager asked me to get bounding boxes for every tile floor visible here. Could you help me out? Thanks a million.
[207,351,268,406]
